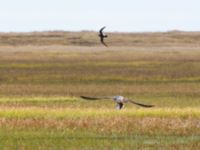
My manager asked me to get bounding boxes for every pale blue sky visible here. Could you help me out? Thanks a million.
[1,0,200,32]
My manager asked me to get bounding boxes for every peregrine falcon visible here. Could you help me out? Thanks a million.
[80,95,154,110]
[99,26,108,46]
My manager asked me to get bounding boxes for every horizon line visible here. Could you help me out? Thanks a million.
[0,29,200,34]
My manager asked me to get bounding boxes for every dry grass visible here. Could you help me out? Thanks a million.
[1,45,200,98]
[0,117,200,135]
[0,32,200,149]
[0,105,199,135]
[1,31,200,47]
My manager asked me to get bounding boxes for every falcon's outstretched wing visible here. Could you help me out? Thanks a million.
[128,99,154,108]
[80,96,113,100]
[100,40,108,47]
[99,26,106,35]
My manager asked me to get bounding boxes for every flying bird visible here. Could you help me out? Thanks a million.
[99,26,108,46]
[80,95,154,110]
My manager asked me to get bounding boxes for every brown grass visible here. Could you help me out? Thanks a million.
[0,117,199,135]
[0,32,200,149]
[0,31,200,46]
[0,45,200,98]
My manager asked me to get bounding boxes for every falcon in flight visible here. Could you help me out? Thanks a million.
[99,26,108,46]
[80,95,154,110]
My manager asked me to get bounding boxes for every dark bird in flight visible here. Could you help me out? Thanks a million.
[80,95,154,110]
[99,26,108,46]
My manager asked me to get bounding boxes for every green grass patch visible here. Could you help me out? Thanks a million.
[0,129,199,150]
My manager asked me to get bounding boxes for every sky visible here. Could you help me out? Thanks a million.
[0,0,200,32]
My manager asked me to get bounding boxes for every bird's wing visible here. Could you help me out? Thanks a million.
[99,26,106,34]
[80,96,113,100]
[101,40,108,47]
[128,99,154,108]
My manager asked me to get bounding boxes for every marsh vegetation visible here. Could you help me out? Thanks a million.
[0,31,200,149]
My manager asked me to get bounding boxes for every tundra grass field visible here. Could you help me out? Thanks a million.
[0,32,200,149]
